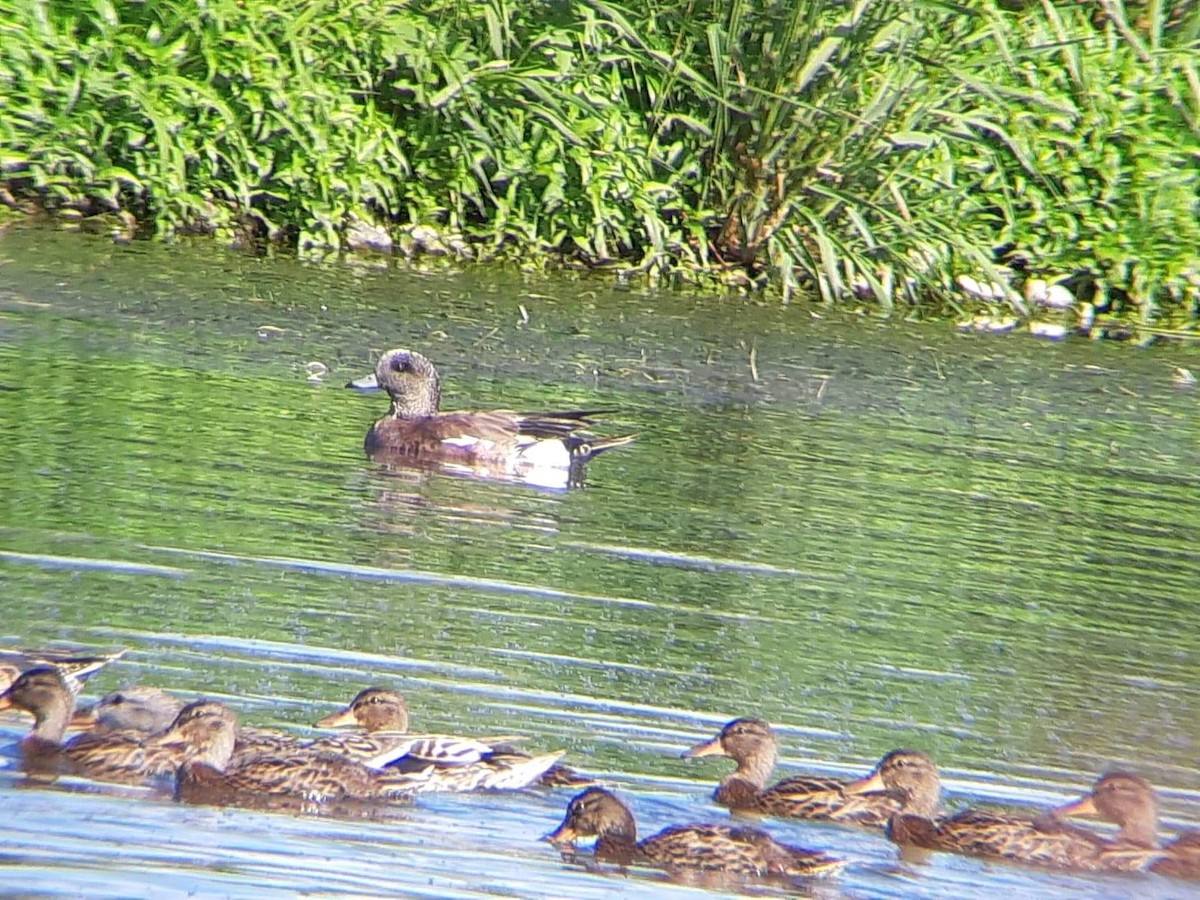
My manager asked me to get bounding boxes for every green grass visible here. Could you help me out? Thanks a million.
[0,0,1196,316]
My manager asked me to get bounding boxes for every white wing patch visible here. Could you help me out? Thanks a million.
[516,440,571,468]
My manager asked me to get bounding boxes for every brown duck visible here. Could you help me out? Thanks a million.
[544,787,844,881]
[346,348,634,478]
[845,749,1167,872]
[74,684,311,763]
[1048,772,1198,878]
[0,667,189,782]
[682,717,899,826]
[146,699,434,808]
[313,686,585,790]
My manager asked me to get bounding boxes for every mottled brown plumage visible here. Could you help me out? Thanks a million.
[76,684,307,765]
[544,787,844,880]
[0,667,187,782]
[313,686,585,790]
[147,700,427,808]
[846,750,1167,873]
[1049,772,1198,879]
[346,349,634,477]
[682,717,899,826]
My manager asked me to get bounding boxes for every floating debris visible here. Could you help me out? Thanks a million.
[1173,367,1196,388]
[305,361,329,384]
[256,325,286,341]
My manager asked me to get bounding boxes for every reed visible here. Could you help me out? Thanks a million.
[0,0,1195,312]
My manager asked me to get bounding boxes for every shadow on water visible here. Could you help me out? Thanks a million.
[1,228,1198,897]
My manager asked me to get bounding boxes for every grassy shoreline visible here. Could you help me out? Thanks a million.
[1,0,1197,321]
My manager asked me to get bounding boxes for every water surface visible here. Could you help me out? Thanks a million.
[1,229,1198,898]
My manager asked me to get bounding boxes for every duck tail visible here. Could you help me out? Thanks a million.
[772,844,846,879]
[482,749,568,791]
[538,763,600,789]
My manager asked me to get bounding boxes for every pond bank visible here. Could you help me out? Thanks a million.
[2,0,1197,318]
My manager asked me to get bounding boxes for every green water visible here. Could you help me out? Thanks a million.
[0,227,1198,898]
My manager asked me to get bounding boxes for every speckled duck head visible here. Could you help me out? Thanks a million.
[147,700,240,770]
[682,717,779,787]
[543,787,637,846]
[0,666,76,741]
[844,749,940,818]
[346,349,442,419]
[79,685,185,734]
[313,687,409,732]
[1049,772,1159,848]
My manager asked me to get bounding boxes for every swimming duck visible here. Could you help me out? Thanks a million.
[0,667,186,782]
[1048,772,1198,878]
[72,685,184,734]
[345,348,634,478]
[681,717,899,826]
[312,686,582,790]
[0,646,125,695]
[844,749,1163,872]
[146,699,431,808]
[544,787,844,881]
[74,685,307,762]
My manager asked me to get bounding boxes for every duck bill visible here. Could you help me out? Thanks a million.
[541,822,580,845]
[844,770,888,795]
[313,707,359,728]
[345,373,381,392]
[70,706,98,727]
[0,693,13,712]
[1048,794,1099,819]
[681,735,726,759]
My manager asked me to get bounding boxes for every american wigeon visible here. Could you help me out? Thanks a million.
[345,349,635,478]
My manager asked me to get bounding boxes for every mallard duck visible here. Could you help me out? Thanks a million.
[0,646,125,696]
[312,686,583,790]
[544,787,844,881]
[145,699,429,808]
[0,666,186,782]
[1048,772,1198,878]
[346,348,634,479]
[682,717,898,826]
[74,684,305,762]
[845,750,1164,872]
